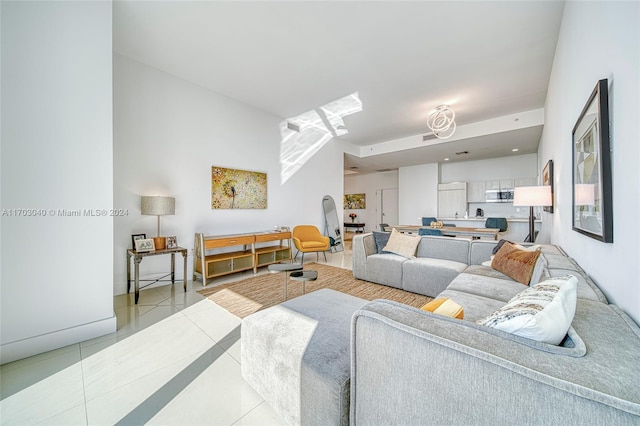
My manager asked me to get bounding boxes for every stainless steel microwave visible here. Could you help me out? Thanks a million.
[485,189,514,203]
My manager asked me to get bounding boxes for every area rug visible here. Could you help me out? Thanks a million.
[197,263,433,319]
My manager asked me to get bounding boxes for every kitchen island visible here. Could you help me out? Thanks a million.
[437,217,541,242]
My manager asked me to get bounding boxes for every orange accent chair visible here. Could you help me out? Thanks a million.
[292,225,330,263]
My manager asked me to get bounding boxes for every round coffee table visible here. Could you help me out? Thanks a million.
[268,263,303,301]
[289,270,318,297]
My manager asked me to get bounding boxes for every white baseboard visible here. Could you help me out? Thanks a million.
[1,314,117,365]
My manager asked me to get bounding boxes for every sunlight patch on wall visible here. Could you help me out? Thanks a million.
[280,92,363,184]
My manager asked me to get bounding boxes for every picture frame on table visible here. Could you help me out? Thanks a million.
[131,233,146,249]
[166,236,178,249]
[542,160,554,213]
[571,79,613,243]
[135,238,155,252]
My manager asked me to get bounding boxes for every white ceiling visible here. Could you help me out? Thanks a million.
[113,1,564,174]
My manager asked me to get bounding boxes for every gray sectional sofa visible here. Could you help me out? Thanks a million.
[241,233,640,425]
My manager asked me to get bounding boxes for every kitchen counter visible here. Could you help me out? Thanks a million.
[439,217,541,223]
[432,217,541,242]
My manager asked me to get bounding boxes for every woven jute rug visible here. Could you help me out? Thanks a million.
[197,262,433,319]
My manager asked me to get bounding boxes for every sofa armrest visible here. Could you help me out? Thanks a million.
[352,233,376,280]
[350,300,640,425]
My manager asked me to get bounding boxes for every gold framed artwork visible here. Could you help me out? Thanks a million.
[211,166,267,209]
[344,193,366,209]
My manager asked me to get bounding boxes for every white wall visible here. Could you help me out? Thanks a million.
[398,163,439,225]
[1,1,116,363]
[344,171,398,232]
[113,55,344,294]
[540,1,639,323]
[440,153,538,182]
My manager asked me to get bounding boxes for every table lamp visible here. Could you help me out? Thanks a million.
[513,186,551,243]
[141,196,175,250]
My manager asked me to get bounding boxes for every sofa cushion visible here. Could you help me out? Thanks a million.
[365,253,406,289]
[416,235,470,264]
[382,229,421,258]
[491,242,541,285]
[437,289,507,322]
[547,268,607,303]
[402,257,467,297]
[447,270,527,303]
[476,275,578,345]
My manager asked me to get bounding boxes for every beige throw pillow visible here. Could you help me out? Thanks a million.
[382,228,421,258]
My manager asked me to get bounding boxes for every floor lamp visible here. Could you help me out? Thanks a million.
[513,186,551,243]
[141,196,175,250]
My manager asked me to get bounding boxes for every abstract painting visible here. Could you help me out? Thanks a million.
[344,193,366,209]
[211,166,267,209]
[572,79,612,243]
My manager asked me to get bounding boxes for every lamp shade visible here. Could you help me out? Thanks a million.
[141,196,175,216]
[575,184,596,206]
[513,186,552,207]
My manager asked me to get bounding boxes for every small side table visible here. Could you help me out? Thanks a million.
[127,246,188,304]
[289,270,318,297]
[344,222,365,233]
[268,263,303,301]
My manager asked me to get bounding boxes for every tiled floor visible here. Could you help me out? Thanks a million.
[0,246,352,425]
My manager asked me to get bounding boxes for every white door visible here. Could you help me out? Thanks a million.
[377,188,398,230]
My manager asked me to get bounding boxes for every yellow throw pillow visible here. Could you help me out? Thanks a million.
[421,298,464,319]
[491,242,542,285]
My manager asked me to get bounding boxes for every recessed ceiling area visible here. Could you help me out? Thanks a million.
[344,126,543,174]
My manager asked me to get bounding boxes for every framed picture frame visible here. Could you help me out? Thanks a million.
[344,193,366,209]
[572,79,613,243]
[542,160,554,213]
[131,233,146,249]
[135,238,155,252]
[166,236,178,249]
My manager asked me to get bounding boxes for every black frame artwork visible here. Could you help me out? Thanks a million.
[572,79,613,243]
[131,233,146,249]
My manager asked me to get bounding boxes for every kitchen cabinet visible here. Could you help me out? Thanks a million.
[467,181,486,202]
[499,179,514,190]
[485,179,514,191]
[485,180,500,191]
[438,182,467,218]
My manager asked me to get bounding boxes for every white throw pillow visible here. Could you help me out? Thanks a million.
[476,275,578,345]
[382,228,421,258]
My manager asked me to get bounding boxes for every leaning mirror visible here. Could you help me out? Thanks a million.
[322,195,343,252]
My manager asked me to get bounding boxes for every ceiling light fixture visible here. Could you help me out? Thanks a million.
[427,105,456,139]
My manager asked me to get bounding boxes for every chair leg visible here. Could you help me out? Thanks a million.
[322,251,327,262]
[300,252,305,264]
